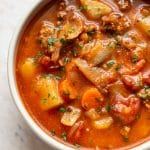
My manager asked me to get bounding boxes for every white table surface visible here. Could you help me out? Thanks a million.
[0,0,52,150]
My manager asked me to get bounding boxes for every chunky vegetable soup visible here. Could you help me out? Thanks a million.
[16,0,150,149]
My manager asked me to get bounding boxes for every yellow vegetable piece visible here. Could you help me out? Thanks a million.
[20,58,37,80]
[92,117,113,129]
[80,0,112,19]
[136,15,150,36]
[85,108,100,120]
[61,106,81,126]
[35,77,64,110]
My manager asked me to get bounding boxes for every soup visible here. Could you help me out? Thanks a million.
[16,0,150,149]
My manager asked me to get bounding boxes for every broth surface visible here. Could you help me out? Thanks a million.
[16,0,150,149]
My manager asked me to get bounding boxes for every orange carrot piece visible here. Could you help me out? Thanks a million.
[81,88,104,110]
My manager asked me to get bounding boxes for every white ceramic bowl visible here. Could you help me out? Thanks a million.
[7,0,150,150]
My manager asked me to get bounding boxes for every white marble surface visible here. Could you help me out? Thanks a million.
[0,0,52,150]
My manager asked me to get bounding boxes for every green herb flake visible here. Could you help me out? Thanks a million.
[47,92,57,100]
[87,31,95,36]
[43,74,53,80]
[61,132,67,141]
[60,66,66,74]
[115,65,121,71]
[48,93,51,98]
[123,137,129,142]
[71,49,77,57]
[68,28,75,33]
[77,44,83,49]
[55,26,63,31]
[48,37,57,48]
[74,144,80,149]
[105,105,111,112]
[60,38,67,45]
[51,130,56,136]
[107,41,116,49]
[144,85,150,90]
[63,57,71,64]
[132,55,139,63]
[97,107,101,113]
[136,81,143,86]
[59,107,66,113]
[55,75,62,80]
[79,5,88,11]
[40,98,48,104]
[138,88,150,100]
[33,52,44,59]
[106,60,115,68]
[33,62,39,67]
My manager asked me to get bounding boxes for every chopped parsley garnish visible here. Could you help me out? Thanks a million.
[97,107,101,113]
[43,74,53,79]
[132,55,139,63]
[115,65,121,71]
[60,66,66,74]
[68,28,75,33]
[123,137,129,142]
[60,38,68,45]
[63,57,71,64]
[79,5,88,11]
[107,41,116,50]
[33,62,39,67]
[61,132,67,141]
[106,60,115,68]
[77,44,83,49]
[51,130,56,136]
[105,105,111,112]
[144,85,150,90]
[32,52,44,59]
[55,75,62,80]
[87,31,95,36]
[43,74,61,81]
[136,81,143,86]
[71,49,77,57]
[74,144,80,149]
[55,26,63,31]
[47,93,57,100]
[48,37,57,48]
[59,107,67,113]
[40,98,48,103]
[48,93,51,98]
[138,87,150,100]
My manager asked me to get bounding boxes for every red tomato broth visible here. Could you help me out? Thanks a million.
[16,0,150,149]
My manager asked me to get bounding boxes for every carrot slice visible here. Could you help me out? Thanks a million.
[81,88,104,110]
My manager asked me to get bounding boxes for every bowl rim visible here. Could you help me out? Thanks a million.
[7,0,150,150]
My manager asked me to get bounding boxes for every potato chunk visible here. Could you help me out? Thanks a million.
[35,77,64,110]
[80,0,112,19]
[137,16,150,36]
[136,6,150,36]
[61,106,81,126]
[92,117,113,129]
[20,58,37,80]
